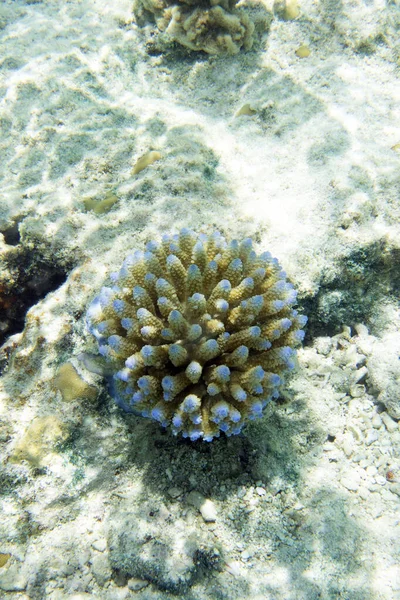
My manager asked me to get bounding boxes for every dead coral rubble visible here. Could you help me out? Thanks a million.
[134,0,259,54]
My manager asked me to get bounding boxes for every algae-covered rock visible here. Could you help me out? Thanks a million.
[132,150,162,175]
[0,554,11,568]
[10,416,68,467]
[134,0,261,54]
[53,362,97,403]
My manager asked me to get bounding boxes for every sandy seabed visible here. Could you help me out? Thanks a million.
[0,0,399,598]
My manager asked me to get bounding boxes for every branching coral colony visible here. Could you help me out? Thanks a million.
[133,0,256,54]
[86,230,306,441]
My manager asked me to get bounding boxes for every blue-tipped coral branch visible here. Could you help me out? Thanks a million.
[86,229,307,442]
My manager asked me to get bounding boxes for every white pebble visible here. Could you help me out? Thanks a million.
[128,578,149,591]
[366,465,377,477]
[352,453,365,463]
[91,538,107,552]
[226,560,242,576]
[341,473,360,492]
[354,323,369,337]
[237,487,246,498]
[365,429,379,446]
[256,487,266,496]
[375,475,386,486]
[380,412,398,433]
[348,425,362,441]
[186,491,217,522]
[200,499,217,522]
[342,436,354,458]
[350,384,365,398]
[314,337,333,355]
[371,414,383,429]
[353,366,368,383]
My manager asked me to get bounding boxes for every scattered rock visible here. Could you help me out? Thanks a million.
[341,473,360,492]
[92,539,107,552]
[127,577,149,591]
[90,553,112,588]
[187,491,217,522]
[381,412,398,433]
[0,562,27,592]
[167,487,183,499]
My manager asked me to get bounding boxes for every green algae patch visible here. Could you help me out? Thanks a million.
[295,44,310,58]
[274,0,299,20]
[235,104,257,117]
[0,554,11,568]
[132,151,162,175]
[10,416,68,468]
[53,362,97,403]
[83,191,119,215]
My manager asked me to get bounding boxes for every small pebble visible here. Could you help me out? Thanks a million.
[380,412,398,433]
[295,44,311,58]
[371,414,382,429]
[358,486,369,500]
[365,429,379,446]
[342,436,354,458]
[225,560,242,576]
[128,578,149,591]
[375,475,386,486]
[352,453,365,463]
[368,483,380,493]
[353,366,368,383]
[354,323,369,337]
[91,539,107,552]
[200,499,217,522]
[388,483,400,497]
[350,384,365,398]
[237,487,246,499]
[256,487,266,496]
[314,337,332,355]
[348,425,362,441]
[341,474,360,492]
[366,465,377,477]
[187,491,217,522]
[167,487,183,499]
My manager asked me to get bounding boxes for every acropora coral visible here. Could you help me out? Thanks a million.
[86,229,306,441]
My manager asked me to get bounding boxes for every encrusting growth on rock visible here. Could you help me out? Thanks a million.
[134,0,257,54]
[86,229,306,441]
